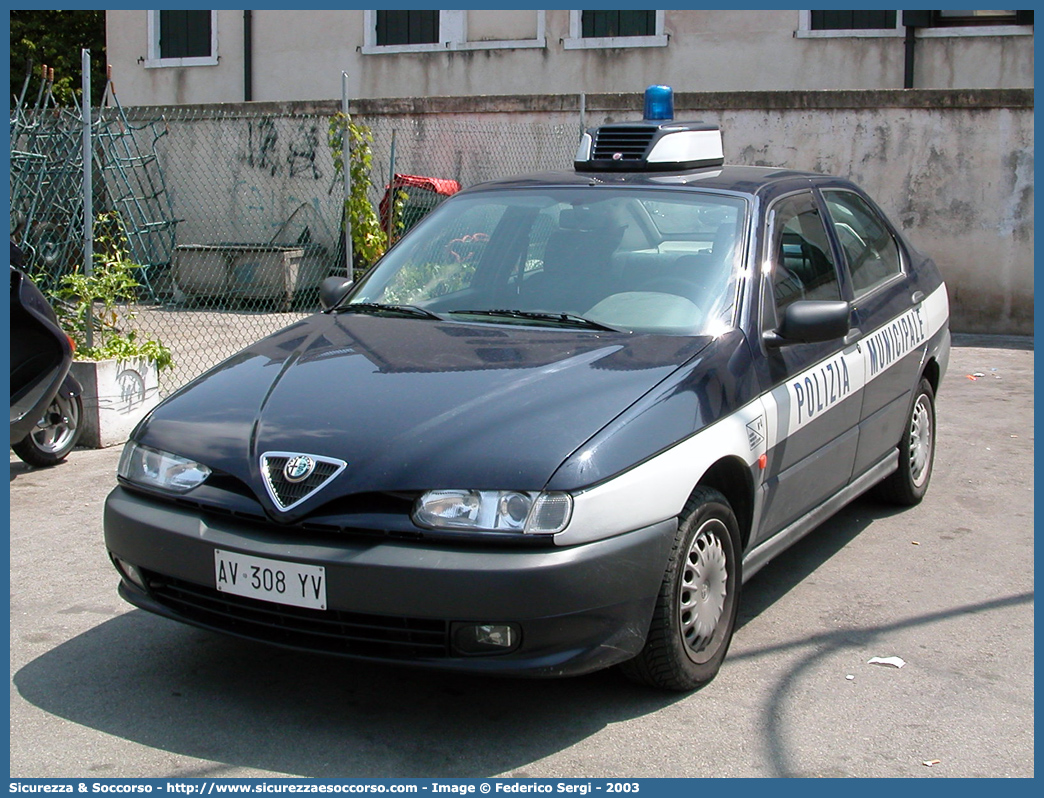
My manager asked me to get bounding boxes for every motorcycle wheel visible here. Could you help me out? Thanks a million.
[11,392,84,467]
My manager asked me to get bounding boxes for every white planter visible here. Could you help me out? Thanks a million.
[70,358,161,449]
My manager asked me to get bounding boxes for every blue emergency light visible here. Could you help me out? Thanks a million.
[643,85,674,121]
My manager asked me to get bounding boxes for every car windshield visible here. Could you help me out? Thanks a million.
[348,187,747,335]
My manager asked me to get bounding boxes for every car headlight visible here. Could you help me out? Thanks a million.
[413,490,573,535]
[118,441,211,494]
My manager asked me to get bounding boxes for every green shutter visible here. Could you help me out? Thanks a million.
[377,10,438,46]
[159,10,211,59]
[582,10,655,38]
[812,10,896,30]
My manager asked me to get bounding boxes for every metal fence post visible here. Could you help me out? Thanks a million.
[82,48,94,348]
[387,129,397,243]
[341,72,353,278]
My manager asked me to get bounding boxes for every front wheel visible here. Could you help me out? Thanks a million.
[621,487,742,691]
[11,392,83,467]
[873,377,936,506]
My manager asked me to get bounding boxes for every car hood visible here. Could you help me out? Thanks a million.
[135,313,711,514]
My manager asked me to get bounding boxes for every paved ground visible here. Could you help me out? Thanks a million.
[134,306,313,397]
[8,335,1034,778]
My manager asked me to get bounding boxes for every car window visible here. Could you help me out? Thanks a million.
[352,188,748,335]
[639,198,740,239]
[767,192,841,317]
[822,190,903,298]
[376,203,506,304]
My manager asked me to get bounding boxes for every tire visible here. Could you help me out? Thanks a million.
[620,487,742,691]
[873,377,936,506]
[11,392,83,467]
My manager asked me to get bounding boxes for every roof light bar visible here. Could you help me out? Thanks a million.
[574,84,725,173]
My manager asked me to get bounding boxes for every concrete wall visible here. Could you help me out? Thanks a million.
[671,92,1033,334]
[127,89,1033,335]
[105,10,1034,107]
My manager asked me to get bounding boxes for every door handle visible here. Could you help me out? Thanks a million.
[911,290,925,304]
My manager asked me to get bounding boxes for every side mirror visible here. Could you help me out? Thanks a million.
[319,276,354,310]
[764,300,851,348]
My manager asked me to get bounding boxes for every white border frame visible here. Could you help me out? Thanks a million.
[795,9,1033,39]
[145,9,219,68]
[362,10,547,54]
[563,10,668,50]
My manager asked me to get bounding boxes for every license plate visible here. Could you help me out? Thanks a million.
[214,549,326,610]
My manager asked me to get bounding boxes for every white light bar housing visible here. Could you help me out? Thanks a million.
[575,121,724,173]
[648,128,724,166]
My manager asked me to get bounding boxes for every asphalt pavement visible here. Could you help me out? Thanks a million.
[8,335,1034,778]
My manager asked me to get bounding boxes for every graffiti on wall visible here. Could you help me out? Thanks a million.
[243,119,323,181]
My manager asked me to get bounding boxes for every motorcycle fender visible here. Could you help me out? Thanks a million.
[59,372,82,397]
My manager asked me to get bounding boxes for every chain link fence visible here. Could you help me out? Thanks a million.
[11,76,179,301]
[11,79,583,397]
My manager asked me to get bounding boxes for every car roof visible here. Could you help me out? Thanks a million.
[459,164,841,199]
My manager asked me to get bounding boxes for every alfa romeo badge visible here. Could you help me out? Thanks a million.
[283,454,316,483]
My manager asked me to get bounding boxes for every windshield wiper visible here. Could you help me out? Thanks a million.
[334,302,443,320]
[448,308,624,332]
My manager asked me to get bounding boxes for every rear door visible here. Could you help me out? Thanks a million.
[819,188,924,478]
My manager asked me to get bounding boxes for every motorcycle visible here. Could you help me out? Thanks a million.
[10,255,84,467]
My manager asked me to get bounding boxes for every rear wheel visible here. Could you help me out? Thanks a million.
[11,392,83,467]
[621,487,741,691]
[874,377,936,506]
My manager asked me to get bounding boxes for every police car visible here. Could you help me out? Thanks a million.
[105,86,949,691]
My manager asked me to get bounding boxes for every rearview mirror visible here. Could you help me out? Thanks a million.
[320,276,354,310]
[764,300,851,347]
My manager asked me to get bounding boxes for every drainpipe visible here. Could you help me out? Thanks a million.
[244,10,253,101]
[903,26,916,88]
[901,11,930,89]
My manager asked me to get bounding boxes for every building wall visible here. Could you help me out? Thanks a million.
[122,89,1033,334]
[105,10,1034,107]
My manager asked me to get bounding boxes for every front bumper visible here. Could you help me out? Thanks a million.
[104,486,676,678]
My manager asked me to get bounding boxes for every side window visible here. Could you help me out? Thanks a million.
[823,190,903,298]
[767,192,841,317]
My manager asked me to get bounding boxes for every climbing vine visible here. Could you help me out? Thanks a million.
[328,113,404,276]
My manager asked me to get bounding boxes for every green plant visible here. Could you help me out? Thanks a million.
[50,212,173,371]
[328,113,406,276]
[10,10,106,106]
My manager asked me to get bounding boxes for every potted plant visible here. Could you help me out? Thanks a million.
[49,212,173,448]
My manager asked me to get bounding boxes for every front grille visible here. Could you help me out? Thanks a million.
[591,126,657,161]
[260,453,346,510]
[144,572,450,659]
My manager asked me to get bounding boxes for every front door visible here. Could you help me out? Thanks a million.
[752,190,862,541]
